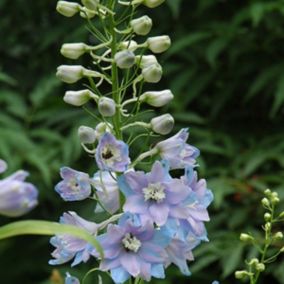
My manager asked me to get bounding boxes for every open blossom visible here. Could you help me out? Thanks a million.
[98,214,170,284]
[95,132,130,172]
[55,167,91,201]
[0,170,38,217]
[155,128,200,169]
[92,171,120,214]
[49,212,98,266]
[118,161,191,226]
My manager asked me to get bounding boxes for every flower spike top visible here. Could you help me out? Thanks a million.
[52,0,213,283]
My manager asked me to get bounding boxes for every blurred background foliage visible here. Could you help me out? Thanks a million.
[1,0,284,283]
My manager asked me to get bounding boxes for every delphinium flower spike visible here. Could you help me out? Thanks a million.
[52,0,213,283]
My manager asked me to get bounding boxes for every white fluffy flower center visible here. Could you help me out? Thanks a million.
[143,182,166,202]
[101,144,121,166]
[122,233,141,253]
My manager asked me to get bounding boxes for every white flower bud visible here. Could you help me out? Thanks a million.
[130,16,153,35]
[63,89,94,106]
[82,0,99,10]
[235,271,250,280]
[256,263,265,272]
[142,63,163,83]
[60,43,88,59]
[240,233,254,242]
[140,90,174,107]
[115,50,136,69]
[273,232,283,240]
[264,213,271,221]
[80,6,96,18]
[98,97,116,117]
[78,126,96,144]
[56,1,81,17]
[261,197,270,207]
[142,0,165,8]
[137,55,158,69]
[265,222,271,231]
[56,65,85,83]
[264,189,272,196]
[248,258,259,266]
[147,35,171,53]
[95,122,113,139]
[151,113,174,135]
[119,41,138,51]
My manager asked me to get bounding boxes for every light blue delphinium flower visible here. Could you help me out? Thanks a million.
[155,128,200,169]
[97,213,171,284]
[118,161,191,226]
[0,159,7,174]
[65,272,80,284]
[0,169,38,217]
[95,132,130,172]
[55,167,91,201]
[49,211,98,266]
[92,171,120,214]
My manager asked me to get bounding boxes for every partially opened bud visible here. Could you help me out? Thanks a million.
[147,35,171,53]
[63,90,93,106]
[151,114,174,135]
[82,0,99,10]
[56,65,85,83]
[115,50,136,69]
[130,16,153,35]
[142,63,163,83]
[56,1,81,17]
[61,43,88,59]
[140,90,174,107]
[98,97,116,117]
[142,0,165,8]
[137,55,158,69]
[78,126,96,144]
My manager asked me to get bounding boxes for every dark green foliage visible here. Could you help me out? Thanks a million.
[1,0,284,283]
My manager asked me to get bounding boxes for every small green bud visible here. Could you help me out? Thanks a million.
[60,43,88,59]
[256,263,265,272]
[142,63,163,83]
[56,1,81,17]
[271,196,280,204]
[78,126,96,144]
[261,197,270,207]
[82,0,99,10]
[240,233,254,242]
[265,222,272,231]
[264,189,272,196]
[151,114,174,135]
[235,270,250,280]
[79,6,96,19]
[273,232,283,240]
[147,35,171,53]
[98,97,116,117]
[63,89,93,106]
[264,212,271,222]
[248,258,259,266]
[142,0,165,8]
[140,90,174,107]
[130,16,153,35]
[114,50,136,69]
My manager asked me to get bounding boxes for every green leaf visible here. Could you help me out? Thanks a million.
[0,220,103,258]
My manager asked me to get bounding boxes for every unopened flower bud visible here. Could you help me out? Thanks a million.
[142,0,165,8]
[140,90,174,107]
[151,114,174,135]
[60,43,88,59]
[56,1,81,17]
[95,122,113,139]
[147,35,171,53]
[235,270,249,280]
[82,0,99,10]
[137,55,158,69]
[56,65,85,83]
[130,16,153,35]
[115,50,136,69]
[119,41,138,51]
[264,212,271,221]
[248,258,259,266]
[273,232,283,240]
[78,126,96,144]
[265,222,271,231]
[98,97,116,117]
[142,63,163,83]
[63,89,94,106]
[264,188,272,196]
[256,263,265,272]
[80,7,96,18]
[240,233,254,242]
[261,197,270,207]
